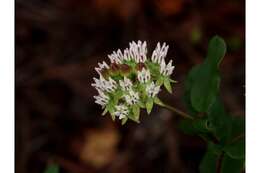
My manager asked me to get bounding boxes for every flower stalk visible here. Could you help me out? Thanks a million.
[159,102,194,120]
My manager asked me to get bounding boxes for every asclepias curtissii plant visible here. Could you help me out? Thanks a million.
[91,36,245,173]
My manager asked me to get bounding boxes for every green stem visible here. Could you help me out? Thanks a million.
[160,102,194,120]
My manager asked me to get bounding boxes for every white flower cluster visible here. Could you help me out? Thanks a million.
[108,41,147,64]
[119,77,133,91]
[95,61,109,75]
[93,89,109,108]
[92,76,117,92]
[92,40,175,123]
[137,68,151,83]
[146,82,161,98]
[151,42,175,76]
[124,89,139,105]
[114,104,129,119]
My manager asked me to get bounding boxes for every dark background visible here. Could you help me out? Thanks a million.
[15,0,245,173]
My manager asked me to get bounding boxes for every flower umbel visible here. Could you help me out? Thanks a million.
[92,41,176,124]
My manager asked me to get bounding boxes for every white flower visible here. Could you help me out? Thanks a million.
[119,77,133,91]
[146,82,161,97]
[107,41,147,64]
[137,68,151,83]
[160,59,175,76]
[151,42,169,65]
[93,89,109,108]
[114,104,128,119]
[124,89,139,105]
[108,49,124,64]
[95,61,109,75]
[129,41,147,63]
[91,76,117,92]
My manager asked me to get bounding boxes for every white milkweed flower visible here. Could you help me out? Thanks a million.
[92,40,176,124]
[108,49,124,64]
[137,68,151,83]
[119,77,133,91]
[146,82,161,97]
[95,61,109,75]
[124,89,140,105]
[91,76,117,92]
[93,89,109,108]
[129,41,147,63]
[160,59,175,76]
[114,104,129,119]
[151,42,169,64]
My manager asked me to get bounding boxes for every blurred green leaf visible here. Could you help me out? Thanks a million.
[154,97,164,107]
[205,36,227,68]
[207,97,231,144]
[164,78,172,93]
[121,116,128,125]
[146,98,153,114]
[224,138,245,159]
[44,164,59,173]
[221,154,244,173]
[107,103,115,121]
[130,104,140,123]
[190,70,221,112]
[200,151,218,173]
[199,143,221,173]
[184,36,226,113]
[228,116,245,142]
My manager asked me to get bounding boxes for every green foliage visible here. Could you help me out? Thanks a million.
[130,104,140,123]
[199,143,221,173]
[221,154,245,173]
[181,36,245,172]
[207,97,231,144]
[163,78,172,93]
[44,164,59,173]
[184,36,226,113]
[146,98,154,114]
[224,138,245,159]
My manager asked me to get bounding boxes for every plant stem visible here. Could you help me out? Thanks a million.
[160,103,194,120]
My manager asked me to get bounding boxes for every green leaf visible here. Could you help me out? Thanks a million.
[146,98,153,114]
[207,97,231,144]
[163,78,172,93]
[228,116,245,142]
[130,105,140,123]
[221,154,244,173]
[199,143,221,173]
[205,36,227,68]
[146,60,161,78]
[156,77,164,86]
[200,151,218,173]
[169,78,177,83]
[190,71,221,112]
[106,104,115,121]
[154,97,164,107]
[44,164,59,173]
[184,36,226,113]
[121,117,128,125]
[138,101,146,108]
[224,138,245,159]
